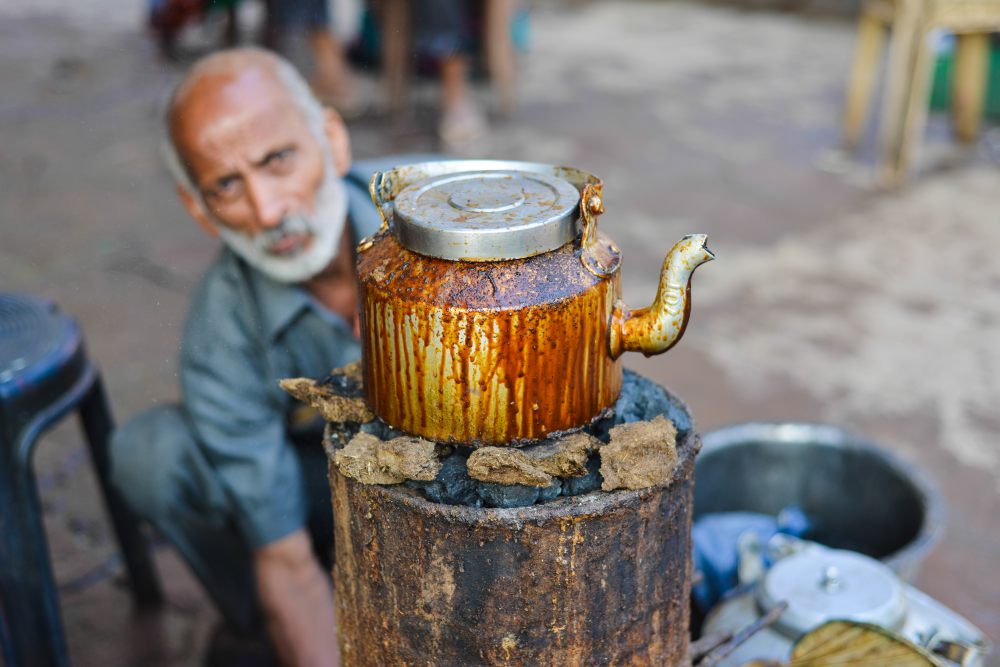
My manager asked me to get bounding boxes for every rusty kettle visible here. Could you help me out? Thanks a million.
[356,160,713,445]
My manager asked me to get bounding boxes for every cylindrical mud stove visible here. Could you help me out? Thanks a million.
[328,373,698,666]
[326,161,711,665]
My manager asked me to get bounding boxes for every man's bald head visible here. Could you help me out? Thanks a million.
[163,48,329,195]
[162,48,353,284]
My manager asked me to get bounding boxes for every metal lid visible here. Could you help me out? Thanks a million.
[757,548,908,638]
[392,169,581,261]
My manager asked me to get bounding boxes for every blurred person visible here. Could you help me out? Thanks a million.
[415,0,488,148]
[381,0,518,150]
[264,0,364,117]
[149,0,243,59]
[110,47,376,666]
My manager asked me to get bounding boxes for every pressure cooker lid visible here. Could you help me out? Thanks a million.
[392,169,581,261]
[757,548,908,638]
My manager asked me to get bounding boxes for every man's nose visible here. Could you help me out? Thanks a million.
[246,177,288,230]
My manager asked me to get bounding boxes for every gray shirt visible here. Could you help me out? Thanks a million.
[179,244,360,547]
[176,157,432,548]
[180,158,394,547]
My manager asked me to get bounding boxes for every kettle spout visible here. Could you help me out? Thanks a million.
[609,234,714,359]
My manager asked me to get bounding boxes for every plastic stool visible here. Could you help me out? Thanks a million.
[0,294,162,667]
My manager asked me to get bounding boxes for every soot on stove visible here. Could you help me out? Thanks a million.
[346,370,692,508]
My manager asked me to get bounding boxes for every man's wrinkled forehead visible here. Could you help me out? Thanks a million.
[169,65,310,169]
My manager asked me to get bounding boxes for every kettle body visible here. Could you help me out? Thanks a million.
[356,160,712,445]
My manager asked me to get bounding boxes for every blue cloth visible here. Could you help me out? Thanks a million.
[413,0,475,58]
[268,0,329,30]
[691,507,811,614]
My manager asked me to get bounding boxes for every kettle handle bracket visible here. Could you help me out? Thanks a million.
[579,183,604,249]
[359,171,393,252]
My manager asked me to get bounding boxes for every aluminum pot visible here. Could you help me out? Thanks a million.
[356,160,713,445]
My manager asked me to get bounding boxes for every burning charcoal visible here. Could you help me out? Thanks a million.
[421,453,481,506]
[478,482,540,508]
[562,455,602,496]
[599,369,683,431]
[410,478,444,502]
[589,415,616,444]
[359,418,407,440]
[317,360,365,398]
[600,415,678,491]
[538,479,562,502]
[325,420,362,450]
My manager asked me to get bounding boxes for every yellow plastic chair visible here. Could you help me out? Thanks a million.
[842,0,1000,186]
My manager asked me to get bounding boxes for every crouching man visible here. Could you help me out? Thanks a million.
[111,48,377,666]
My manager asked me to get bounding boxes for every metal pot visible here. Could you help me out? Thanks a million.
[702,540,991,667]
[356,160,713,445]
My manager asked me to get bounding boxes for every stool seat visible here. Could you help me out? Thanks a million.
[0,293,161,667]
[0,296,86,414]
[0,296,69,382]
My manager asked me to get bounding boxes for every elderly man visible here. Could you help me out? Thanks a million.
[111,48,386,666]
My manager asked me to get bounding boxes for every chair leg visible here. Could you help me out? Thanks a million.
[78,375,163,608]
[0,428,71,667]
[887,24,935,187]
[843,11,886,150]
[952,32,989,143]
[878,0,926,187]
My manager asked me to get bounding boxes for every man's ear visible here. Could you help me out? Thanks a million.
[323,108,352,177]
[177,184,219,238]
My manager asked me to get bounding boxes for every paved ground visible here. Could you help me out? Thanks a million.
[2,1,998,665]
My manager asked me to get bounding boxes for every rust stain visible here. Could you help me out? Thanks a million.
[609,234,714,359]
[329,429,698,666]
[359,233,623,444]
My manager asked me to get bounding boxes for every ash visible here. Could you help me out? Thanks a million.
[362,370,691,508]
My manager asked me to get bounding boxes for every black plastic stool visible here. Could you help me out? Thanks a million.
[0,294,162,667]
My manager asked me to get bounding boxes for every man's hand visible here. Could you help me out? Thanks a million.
[254,530,338,667]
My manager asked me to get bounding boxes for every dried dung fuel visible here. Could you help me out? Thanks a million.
[466,432,600,486]
[466,448,553,487]
[334,432,442,485]
[529,432,600,477]
[600,415,678,491]
[280,374,374,423]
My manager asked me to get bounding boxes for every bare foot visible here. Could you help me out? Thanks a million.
[438,99,487,153]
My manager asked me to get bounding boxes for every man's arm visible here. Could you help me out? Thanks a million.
[180,269,338,666]
[255,530,339,667]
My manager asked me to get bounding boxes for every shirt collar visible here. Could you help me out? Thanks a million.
[247,263,315,343]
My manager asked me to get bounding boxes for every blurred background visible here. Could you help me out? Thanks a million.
[1,0,999,664]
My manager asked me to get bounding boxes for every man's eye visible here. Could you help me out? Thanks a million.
[265,149,295,170]
[210,177,242,201]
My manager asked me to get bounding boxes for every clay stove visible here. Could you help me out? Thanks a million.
[325,372,698,666]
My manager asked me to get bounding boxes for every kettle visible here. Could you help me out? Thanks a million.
[356,160,713,445]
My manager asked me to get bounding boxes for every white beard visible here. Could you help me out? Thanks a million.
[216,168,348,284]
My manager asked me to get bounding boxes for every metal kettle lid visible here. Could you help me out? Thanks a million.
[757,548,908,638]
[392,169,581,261]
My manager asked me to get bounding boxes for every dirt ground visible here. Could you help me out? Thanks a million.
[1,1,998,665]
